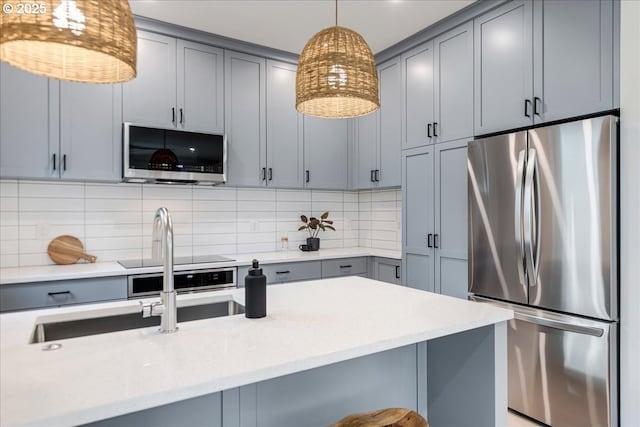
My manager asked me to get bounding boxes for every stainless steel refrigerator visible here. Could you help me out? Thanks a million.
[468,115,618,427]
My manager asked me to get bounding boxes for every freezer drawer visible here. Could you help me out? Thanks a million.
[471,297,618,427]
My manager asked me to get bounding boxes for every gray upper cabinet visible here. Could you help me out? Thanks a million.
[533,0,613,123]
[266,60,304,188]
[377,58,402,188]
[402,145,435,292]
[354,111,379,189]
[59,82,123,181]
[0,63,121,181]
[123,31,177,128]
[123,30,223,133]
[303,117,349,190]
[0,63,58,179]
[352,57,401,190]
[474,0,534,135]
[475,0,614,135]
[402,42,435,149]
[225,51,267,187]
[433,22,474,144]
[434,140,468,299]
[177,40,224,133]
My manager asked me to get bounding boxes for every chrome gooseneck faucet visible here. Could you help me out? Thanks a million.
[141,207,178,333]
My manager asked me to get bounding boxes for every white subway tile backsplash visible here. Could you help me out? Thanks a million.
[0,179,401,267]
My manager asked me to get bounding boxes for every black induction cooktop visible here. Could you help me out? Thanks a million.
[117,255,234,269]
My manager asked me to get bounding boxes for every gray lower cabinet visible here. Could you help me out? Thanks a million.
[0,63,122,181]
[321,257,368,278]
[303,117,349,190]
[0,277,127,313]
[238,261,322,285]
[402,140,468,299]
[374,257,402,285]
[474,0,615,135]
[225,51,267,187]
[0,63,58,179]
[123,30,224,133]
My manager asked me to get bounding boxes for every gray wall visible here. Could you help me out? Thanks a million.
[620,1,640,425]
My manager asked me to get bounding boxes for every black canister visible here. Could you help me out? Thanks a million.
[245,259,266,318]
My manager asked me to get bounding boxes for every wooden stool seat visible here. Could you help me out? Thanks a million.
[330,408,429,427]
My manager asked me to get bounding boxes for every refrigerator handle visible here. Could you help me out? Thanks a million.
[514,312,604,337]
[524,148,540,286]
[515,150,527,288]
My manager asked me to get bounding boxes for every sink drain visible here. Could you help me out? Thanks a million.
[42,343,62,351]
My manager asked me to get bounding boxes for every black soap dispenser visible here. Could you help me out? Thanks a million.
[245,259,266,318]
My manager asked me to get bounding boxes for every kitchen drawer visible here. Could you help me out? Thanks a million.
[238,261,322,285]
[321,257,368,278]
[0,277,127,312]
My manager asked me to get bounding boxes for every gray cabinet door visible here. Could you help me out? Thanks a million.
[375,257,402,285]
[0,63,59,179]
[266,60,304,188]
[354,111,378,189]
[177,40,224,133]
[533,0,613,123]
[378,57,402,187]
[433,22,474,144]
[59,82,122,181]
[123,30,176,127]
[225,51,266,187]
[303,117,349,190]
[402,146,435,292]
[402,42,434,149]
[434,140,468,299]
[474,0,533,135]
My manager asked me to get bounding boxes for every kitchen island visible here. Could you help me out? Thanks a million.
[0,277,512,427]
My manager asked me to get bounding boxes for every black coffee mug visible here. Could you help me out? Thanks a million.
[299,244,310,251]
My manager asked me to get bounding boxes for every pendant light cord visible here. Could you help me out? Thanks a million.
[335,0,338,26]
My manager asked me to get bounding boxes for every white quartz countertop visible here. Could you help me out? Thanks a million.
[0,277,512,427]
[0,247,401,285]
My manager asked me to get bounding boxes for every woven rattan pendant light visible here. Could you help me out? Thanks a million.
[296,0,379,118]
[0,0,137,83]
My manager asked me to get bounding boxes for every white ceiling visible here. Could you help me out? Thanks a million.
[129,0,475,55]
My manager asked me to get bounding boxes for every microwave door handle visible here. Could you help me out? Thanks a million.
[515,150,527,288]
[523,148,538,286]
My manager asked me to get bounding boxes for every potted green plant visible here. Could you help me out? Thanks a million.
[298,212,335,251]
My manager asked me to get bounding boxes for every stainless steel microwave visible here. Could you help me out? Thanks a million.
[123,123,227,184]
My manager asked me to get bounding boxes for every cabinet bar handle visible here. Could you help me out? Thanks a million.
[268,168,273,181]
[262,167,266,181]
[374,169,380,182]
[171,107,176,124]
[62,154,67,171]
[179,108,184,124]
[48,290,71,296]
[533,97,541,116]
[275,270,290,275]
[371,170,375,182]
[434,234,439,249]
[427,233,433,248]
[52,153,56,171]
[524,99,532,118]
[427,123,432,138]
[306,170,310,183]
[433,122,438,137]
[395,265,400,279]
[339,265,352,269]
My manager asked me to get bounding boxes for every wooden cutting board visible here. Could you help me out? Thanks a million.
[47,235,97,265]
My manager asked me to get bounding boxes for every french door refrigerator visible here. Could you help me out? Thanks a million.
[468,115,618,427]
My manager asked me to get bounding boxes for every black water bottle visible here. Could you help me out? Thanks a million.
[245,259,266,318]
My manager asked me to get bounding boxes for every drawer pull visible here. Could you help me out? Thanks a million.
[47,291,72,297]
[275,270,290,275]
[339,265,352,269]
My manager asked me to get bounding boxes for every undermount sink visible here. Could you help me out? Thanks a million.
[30,298,244,344]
